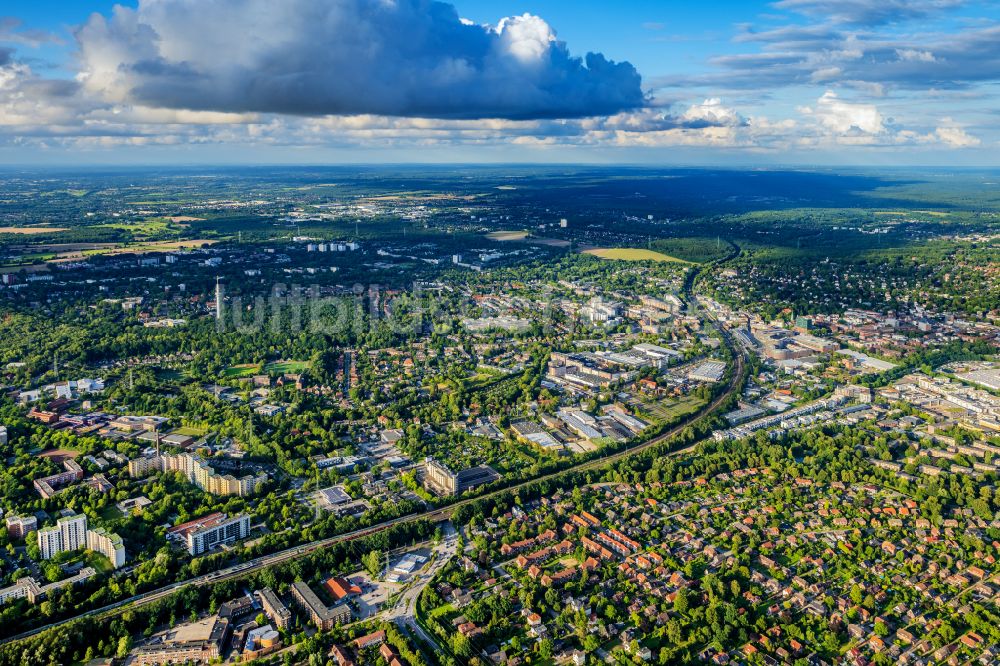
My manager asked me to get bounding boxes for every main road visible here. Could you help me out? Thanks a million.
[1,261,746,647]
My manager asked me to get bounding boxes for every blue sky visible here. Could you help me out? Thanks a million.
[1,0,998,164]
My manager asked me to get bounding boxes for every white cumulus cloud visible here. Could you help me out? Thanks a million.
[896,48,937,62]
[799,91,884,135]
[933,118,980,147]
[73,0,644,120]
[681,98,745,127]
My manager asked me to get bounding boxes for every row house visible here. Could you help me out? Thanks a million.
[500,528,557,556]
[582,536,614,560]
[594,531,634,557]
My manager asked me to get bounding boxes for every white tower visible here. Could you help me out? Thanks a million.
[215,277,223,321]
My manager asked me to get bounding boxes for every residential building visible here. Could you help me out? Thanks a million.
[87,527,126,569]
[0,577,41,605]
[5,514,37,540]
[60,513,88,552]
[33,459,84,499]
[129,452,267,497]
[38,513,87,560]
[37,526,63,561]
[423,457,499,496]
[0,568,95,607]
[36,513,125,568]
[290,581,352,630]
[167,512,251,556]
[255,587,292,631]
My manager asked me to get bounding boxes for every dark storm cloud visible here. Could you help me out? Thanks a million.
[75,0,645,120]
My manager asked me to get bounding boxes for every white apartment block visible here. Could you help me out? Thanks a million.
[187,514,251,556]
[59,514,88,552]
[129,452,266,497]
[38,513,88,560]
[36,513,126,568]
[87,528,126,569]
[38,525,63,560]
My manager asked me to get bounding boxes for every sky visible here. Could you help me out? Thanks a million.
[1,0,999,165]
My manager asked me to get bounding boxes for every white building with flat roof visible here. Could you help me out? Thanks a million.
[60,514,88,553]
[688,360,726,383]
[38,525,62,560]
[169,513,251,556]
[39,513,88,560]
[87,527,126,569]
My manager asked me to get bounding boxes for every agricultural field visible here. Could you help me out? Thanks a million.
[486,230,529,241]
[98,217,193,237]
[0,226,69,234]
[583,247,689,263]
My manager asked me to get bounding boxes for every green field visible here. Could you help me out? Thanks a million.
[642,394,706,424]
[154,367,186,382]
[223,360,311,378]
[650,237,734,263]
[97,505,122,522]
[222,363,261,378]
[172,426,207,437]
[583,247,690,263]
[98,217,179,236]
[84,551,116,575]
[265,360,311,374]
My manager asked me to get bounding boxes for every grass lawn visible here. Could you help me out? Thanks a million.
[154,367,186,382]
[224,360,310,378]
[84,552,115,575]
[97,505,122,522]
[99,218,175,235]
[264,360,311,374]
[172,425,207,437]
[583,247,691,263]
[80,239,216,256]
[643,394,706,424]
[222,363,262,378]
[429,603,456,619]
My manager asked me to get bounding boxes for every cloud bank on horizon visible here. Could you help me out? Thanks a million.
[0,0,997,161]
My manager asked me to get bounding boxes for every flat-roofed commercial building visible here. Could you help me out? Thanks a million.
[132,616,230,666]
